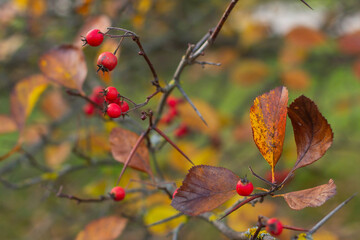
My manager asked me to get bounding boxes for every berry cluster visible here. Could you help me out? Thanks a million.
[160,96,190,138]
[83,86,129,118]
[82,29,118,73]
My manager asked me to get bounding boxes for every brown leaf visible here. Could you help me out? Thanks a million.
[288,96,333,171]
[0,115,17,134]
[171,165,240,216]
[286,26,325,49]
[283,179,336,210]
[74,15,111,48]
[75,216,128,240]
[39,45,87,93]
[11,74,49,131]
[109,127,151,175]
[250,86,288,181]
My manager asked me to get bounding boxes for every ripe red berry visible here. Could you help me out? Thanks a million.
[110,186,126,201]
[104,86,119,101]
[83,103,95,116]
[174,124,189,138]
[83,29,104,47]
[120,101,129,113]
[172,188,179,199]
[236,178,254,196]
[97,52,117,72]
[106,103,122,118]
[266,218,283,236]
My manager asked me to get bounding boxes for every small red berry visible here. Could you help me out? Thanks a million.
[106,103,122,118]
[160,113,174,124]
[104,86,119,101]
[110,186,126,201]
[172,188,179,199]
[83,29,104,47]
[120,101,129,113]
[167,96,179,108]
[83,103,95,116]
[169,107,178,118]
[97,52,117,72]
[236,178,254,196]
[266,218,283,236]
[174,124,189,138]
[92,86,104,96]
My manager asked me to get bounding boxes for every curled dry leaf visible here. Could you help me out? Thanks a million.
[250,86,288,180]
[288,96,333,171]
[39,45,87,93]
[171,165,240,216]
[283,179,336,210]
[10,74,48,132]
[75,216,128,240]
[109,127,151,175]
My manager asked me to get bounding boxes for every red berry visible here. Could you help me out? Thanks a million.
[236,178,253,196]
[160,113,174,124]
[174,124,189,138]
[83,103,95,116]
[266,218,283,236]
[167,96,179,108]
[83,29,104,47]
[110,186,126,201]
[107,103,122,118]
[92,86,104,96]
[97,52,117,72]
[172,188,179,199]
[104,86,119,101]
[120,101,129,113]
[169,107,178,118]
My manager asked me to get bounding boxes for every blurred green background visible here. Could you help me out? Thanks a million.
[0,0,359,239]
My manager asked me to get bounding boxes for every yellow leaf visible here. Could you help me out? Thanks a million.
[169,141,219,173]
[10,74,48,131]
[144,205,186,235]
[41,172,58,180]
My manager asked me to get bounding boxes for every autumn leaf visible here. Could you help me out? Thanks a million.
[171,165,240,216]
[231,59,269,86]
[109,127,151,175]
[288,96,333,171]
[75,216,128,240]
[250,86,288,182]
[41,88,69,120]
[10,74,49,132]
[0,115,17,134]
[282,69,311,91]
[39,45,87,93]
[282,179,336,210]
[338,31,360,55]
[286,26,325,49]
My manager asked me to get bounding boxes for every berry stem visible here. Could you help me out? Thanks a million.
[282,225,309,232]
[249,166,277,187]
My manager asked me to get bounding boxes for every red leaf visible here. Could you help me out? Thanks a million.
[288,96,333,171]
[39,45,87,93]
[171,165,240,216]
[283,179,336,210]
[109,127,151,175]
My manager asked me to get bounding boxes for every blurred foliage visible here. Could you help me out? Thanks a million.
[0,0,360,239]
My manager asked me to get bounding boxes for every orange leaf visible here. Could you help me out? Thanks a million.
[39,45,87,93]
[75,216,128,240]
[41,88,69,120]
[288,96,333,171]
[10,74,48,132]
[231,59,269,86]
[250,86,288,181]
[109,127,151,175]
[171,165,240,216]
[283,179,336,210]
[282,69,311,91]
[0,115,17,134]
[286,26,325,49]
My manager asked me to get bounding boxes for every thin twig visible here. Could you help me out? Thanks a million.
[249,166,276,187]
[308,193,357,235]
[56,186,111,203]
[146,213,184,227]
